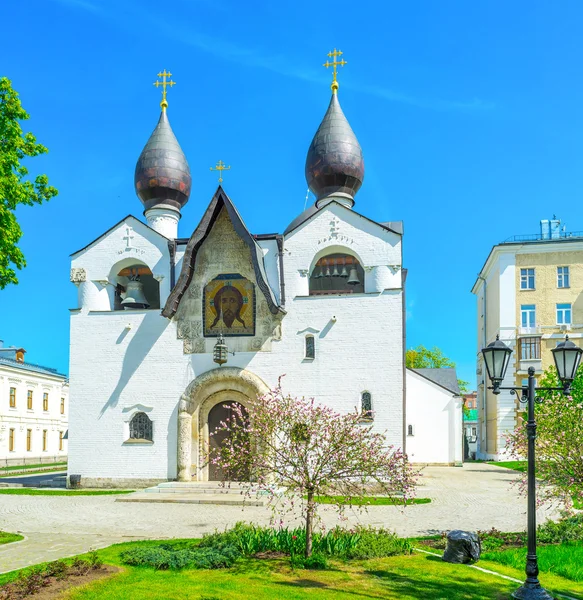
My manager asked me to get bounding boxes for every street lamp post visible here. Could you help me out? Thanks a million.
[481,335,583,600]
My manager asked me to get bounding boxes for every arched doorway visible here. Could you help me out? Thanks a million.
[177,367,269,482]
[208,401,249,481]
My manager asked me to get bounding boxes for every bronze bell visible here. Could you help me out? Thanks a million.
[332,263,340,277]
[340,265,349,278]
[121,276,150,309]
[347,266,360,286]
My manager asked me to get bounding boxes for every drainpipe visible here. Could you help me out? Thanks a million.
[168,240,176,290]
[276,235,285,307]
[478,274,487,457]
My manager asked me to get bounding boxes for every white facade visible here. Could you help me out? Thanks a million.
[405,369,463,466]
[68,192,425,486]
[0,356,68,466]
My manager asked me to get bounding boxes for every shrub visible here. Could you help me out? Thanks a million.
[348,526,413,559]
[88,550,103,570]
[120,543,240,570]
[302,553,329,570]
[476,528,526,552]
[44,559,68,579]
[70,558,91,576]
[538,513,583,544]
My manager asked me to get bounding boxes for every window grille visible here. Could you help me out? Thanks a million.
[129,412,153,441]
[519,337,541,360]
[361,392,372,419]
[305,336,315,359]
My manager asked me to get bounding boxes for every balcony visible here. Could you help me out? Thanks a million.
[519,326,541,335]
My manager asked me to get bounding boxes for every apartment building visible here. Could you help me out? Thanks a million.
[472,218,583,459]
[0,343,69,466]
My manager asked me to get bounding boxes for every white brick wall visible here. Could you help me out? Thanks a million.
[68,202,406,481]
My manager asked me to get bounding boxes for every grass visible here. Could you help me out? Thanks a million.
[0,488,133,496]
[2,538,583,600]
[312,495,431,506]
[0,466,67,478]
[0,531,23,545]
[483,541,583,583]
[0,462,67,471]
[490,461,527,472]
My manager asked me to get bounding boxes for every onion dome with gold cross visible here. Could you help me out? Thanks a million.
[134,70,191,214]
[305,49,364,208]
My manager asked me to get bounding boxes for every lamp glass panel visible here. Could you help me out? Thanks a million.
[482,349,496,381]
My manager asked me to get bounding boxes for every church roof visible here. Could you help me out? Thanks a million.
[70,214,169,257]
[409,368,461,395]
[305,92,364,205]
[134,110,191,213]
[162,186,286,319]
[0,356,67,379]
[283,199,403,237]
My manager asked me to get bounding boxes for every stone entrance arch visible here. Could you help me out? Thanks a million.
[177,367,269,481]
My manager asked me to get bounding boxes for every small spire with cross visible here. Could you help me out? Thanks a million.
[210,160,231,184]
[323,49,347,94]
[153,70,176,111]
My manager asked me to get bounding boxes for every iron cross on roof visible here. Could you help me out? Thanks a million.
[323,49,347,93]
[210,160,231,184]
[153,70,175,111]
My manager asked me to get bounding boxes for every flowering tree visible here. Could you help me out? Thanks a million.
[208,382,418,556]
[506,366,583,506]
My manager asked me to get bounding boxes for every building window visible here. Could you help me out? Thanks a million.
[9,429,14,452]
[61,398,65,415]
[27,390,33,410]
[26,429,32,452]
[305,335,315,359]
[407,424,414,436]
[59,431,63,451]
[9,387,16,408]
[558,266,570,288]
[129,412,153,441]
[42,430,47,452]
[519,337,541,360]
[557,303,572,325]
[471,426,477,436]
[309,253,364,295]
[521,304,536,328]
[43,393,48,412]
[361,392,373,420]
[520,268,535,290]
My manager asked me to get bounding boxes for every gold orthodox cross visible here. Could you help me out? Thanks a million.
[210,160,231,184]
[323,49,347,93]
[153,70,175,110]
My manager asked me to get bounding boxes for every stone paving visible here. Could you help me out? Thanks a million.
[0,463,562,574]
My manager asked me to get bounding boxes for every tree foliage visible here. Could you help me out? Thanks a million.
[0,77,57,288]
[506,366,583,507]
[406,344,470,393]
[208,382,418,557]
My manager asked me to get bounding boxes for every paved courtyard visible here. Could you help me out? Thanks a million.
[0,463,562,573]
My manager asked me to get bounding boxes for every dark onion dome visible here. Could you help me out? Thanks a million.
[305,92,364,206]
[134,110,191,213]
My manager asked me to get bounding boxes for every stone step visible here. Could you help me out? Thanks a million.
[116,492,267,506]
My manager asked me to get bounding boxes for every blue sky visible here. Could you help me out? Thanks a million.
[2,0,583,387]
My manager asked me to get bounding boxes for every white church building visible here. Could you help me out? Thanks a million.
[67,71,462,488]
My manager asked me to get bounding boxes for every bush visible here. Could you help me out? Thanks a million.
[477,528,526,552]
[120,543,240,570]
[538,513,583,544]
[302,553,329,570]
[348,526,413,559]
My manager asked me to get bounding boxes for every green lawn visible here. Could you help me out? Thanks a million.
[313,495,431,506]
[490,461,527,472]
[0,467,67,478]
[483,541,583,583]
[0,531,23,545]
[0,489,133,496]
[0,462,67,471]
[2,539,583,600]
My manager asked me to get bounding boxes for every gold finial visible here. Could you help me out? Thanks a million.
[153,70,175,111]
[323,49,347,93]
[210,160,231,184]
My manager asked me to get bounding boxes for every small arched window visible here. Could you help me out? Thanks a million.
[407,424,414,437]
[361,392,373,420]
[305,335,315,359]
[309,253,365,295]
[114,263,160,310]
[129,412,153,441]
